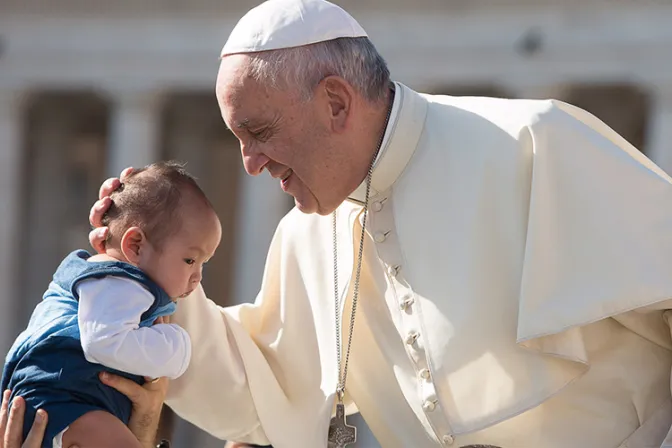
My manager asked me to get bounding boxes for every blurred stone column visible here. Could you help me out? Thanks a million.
[231,171,291,305]
[107,90,161,177]
[0,90,22,355]
[646,86,672,175]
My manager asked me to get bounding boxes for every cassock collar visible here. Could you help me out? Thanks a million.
[346,82,429,204]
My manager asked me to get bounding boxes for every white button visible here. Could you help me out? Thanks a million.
[388,264,400,277]
[442,434,454,445]
[372,201,383,212]
[399,296,414,311]
[374,232,388,243]
[405,332,419,345]
[419,368,431,380]
[422,400,436,412]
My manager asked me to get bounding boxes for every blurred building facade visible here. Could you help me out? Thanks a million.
[1,1,671,447]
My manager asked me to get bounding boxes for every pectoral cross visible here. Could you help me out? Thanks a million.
[327,403,356,448]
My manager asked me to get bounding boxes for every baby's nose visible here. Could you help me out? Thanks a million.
[192,271,202,284]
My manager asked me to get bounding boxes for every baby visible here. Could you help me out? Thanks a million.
[1,161,222,447]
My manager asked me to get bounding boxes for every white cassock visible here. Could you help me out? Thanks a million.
[166,82,672,448]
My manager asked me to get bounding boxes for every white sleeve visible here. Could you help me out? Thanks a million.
[77,276,191,379]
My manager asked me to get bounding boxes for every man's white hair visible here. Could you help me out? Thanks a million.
[244,37,391,103]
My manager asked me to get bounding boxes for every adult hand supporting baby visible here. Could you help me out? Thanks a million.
[0,390,58,448]
[88,167,134,254]
[99,373,168,448]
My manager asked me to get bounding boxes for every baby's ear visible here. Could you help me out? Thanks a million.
[120,227,147,264]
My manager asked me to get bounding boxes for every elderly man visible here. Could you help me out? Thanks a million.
[5,0,672,447]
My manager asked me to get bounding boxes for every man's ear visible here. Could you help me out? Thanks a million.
[321,76,353,132]
[120,227,147,265]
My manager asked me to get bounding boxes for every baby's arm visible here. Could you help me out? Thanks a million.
[77,276,191,379]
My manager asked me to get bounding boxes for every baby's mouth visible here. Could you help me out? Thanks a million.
[178,290,193,299]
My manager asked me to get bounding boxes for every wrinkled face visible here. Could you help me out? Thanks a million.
[139,206,222,300]
[215,55,352,215]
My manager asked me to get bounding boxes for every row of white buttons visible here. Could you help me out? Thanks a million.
[368,194,455,446]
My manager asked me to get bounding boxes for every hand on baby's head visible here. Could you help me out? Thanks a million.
[101,161,222,300]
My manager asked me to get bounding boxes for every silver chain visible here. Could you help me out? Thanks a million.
[333,92,394,402]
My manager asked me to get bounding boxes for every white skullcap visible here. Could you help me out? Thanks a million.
[221,0,368,57]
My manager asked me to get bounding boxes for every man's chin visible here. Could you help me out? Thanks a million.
[314,206,336,216]
[294,198,318,214]
[296,200,339,216]
[292,191,337,215]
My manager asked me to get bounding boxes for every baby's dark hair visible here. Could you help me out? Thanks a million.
[102,161,213,249]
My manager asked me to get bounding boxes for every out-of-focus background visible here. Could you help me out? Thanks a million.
[1,1,671,446]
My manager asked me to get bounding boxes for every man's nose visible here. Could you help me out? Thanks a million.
[241,142,270,176]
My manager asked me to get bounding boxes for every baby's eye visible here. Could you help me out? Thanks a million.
[184,258,196,266]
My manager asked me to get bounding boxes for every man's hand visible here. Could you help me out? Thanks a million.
[0,390,55,448]
[88,167,134,254]
[99,373,167,448]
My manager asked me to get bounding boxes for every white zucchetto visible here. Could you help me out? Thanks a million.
[221,0,368,57]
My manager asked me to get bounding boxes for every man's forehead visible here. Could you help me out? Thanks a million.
[216,56,284,129]
[215,56,250,101]
[221,105,265,132]
[219,90,275,130]
[216,76,252,128]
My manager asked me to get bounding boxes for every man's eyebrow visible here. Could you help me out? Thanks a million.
[223,119,249,133]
